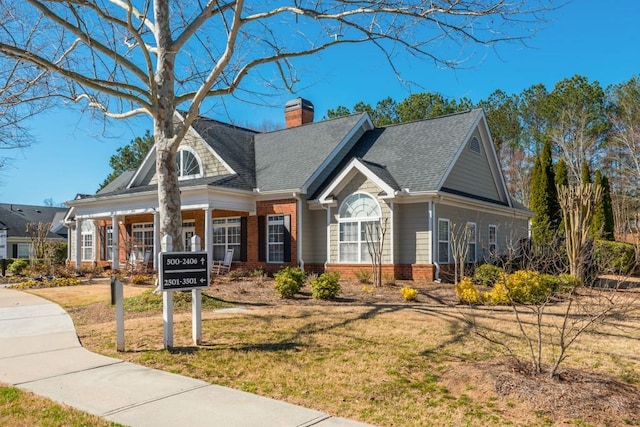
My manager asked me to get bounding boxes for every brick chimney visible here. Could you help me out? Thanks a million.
[285,98,314,128]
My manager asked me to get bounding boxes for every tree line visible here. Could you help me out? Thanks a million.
[326,74,640,241]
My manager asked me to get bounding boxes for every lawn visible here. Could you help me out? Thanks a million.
[28,278,640,427]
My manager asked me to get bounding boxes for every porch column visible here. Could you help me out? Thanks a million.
[204,207,213,271]
[111,214,120,270]
[153,210,160,269]
[75,219,82,268]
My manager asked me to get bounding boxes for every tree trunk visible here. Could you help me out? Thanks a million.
[153,0,182,251]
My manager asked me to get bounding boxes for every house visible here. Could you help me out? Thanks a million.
[0,203,68,259]
[64,99,532,281]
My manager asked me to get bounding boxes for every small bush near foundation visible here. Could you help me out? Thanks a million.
[354,269,372,284]
[455,277,481,305]
[383,272,396,285]
[130,274,152,285]
[473,264,504,287]
[400,287,418,301]
[273,266,306,298]
[7,259,28,275]
[310,272,341,300]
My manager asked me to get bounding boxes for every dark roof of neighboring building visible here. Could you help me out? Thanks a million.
[97,170,136,194]
[0,203,68,238]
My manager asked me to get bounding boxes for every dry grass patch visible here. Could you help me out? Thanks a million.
[0,384,123,427]
[28,281,150,308]
[34,280,640,426]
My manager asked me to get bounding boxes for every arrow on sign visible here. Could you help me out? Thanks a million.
[200,257,206,265]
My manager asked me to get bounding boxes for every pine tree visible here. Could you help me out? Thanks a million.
[555,158,569,187]
[530,140,559,243]
[592,171,615,240]
[581,162,592,184]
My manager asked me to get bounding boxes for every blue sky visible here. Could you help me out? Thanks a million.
[1,0,639,206]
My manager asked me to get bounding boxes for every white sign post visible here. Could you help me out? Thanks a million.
[190,235,202,345]
[161,235,174,349]
[0,229,7,260]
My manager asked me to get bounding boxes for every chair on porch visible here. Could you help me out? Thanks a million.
[212,248,234,275]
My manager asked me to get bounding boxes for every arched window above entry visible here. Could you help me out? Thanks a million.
[339,192,380,219]
[176,147,202,179]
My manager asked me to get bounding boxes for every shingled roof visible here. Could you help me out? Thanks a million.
[0,203,68,238]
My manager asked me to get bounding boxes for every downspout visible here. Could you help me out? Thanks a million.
[429,200,441,283]
[323,204,331,271]
[294,193,304,271]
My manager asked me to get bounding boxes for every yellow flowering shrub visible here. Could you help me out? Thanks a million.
[483,282,510,305]
[11,277,81,289]
[455,277,481,305]
[400,287,418,301]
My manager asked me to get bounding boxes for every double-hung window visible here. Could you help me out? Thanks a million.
[132,223,154,262]
[488,225,498,256]
[438,219,450,264]
[267,215,285,263]
[213,218,241,261]
[338,193,381,263]
[106,225,114,260]
[466,222,477,263]
[81,221,94,261]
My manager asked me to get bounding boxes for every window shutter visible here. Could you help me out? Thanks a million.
[12,244,17,258]
[283,215,291,263]
[257,216,265,262]
[99,226,106,260]
[240,217,248,262]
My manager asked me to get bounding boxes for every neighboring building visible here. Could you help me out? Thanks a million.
[0,203,68,259]
[64,99,532,281]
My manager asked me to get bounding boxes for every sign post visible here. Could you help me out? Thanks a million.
[0,228,7,277]
[158,235,209,349]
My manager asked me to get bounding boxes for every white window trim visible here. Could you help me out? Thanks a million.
[213,217,241,261]
[467,222,477,263]
[438,218,450,264]
[176,146,203,180]
[132,222,154,262]
[338,192,382,264]
[267,214,285,263]
[105,225,114,261]
[81,221,95,261]
[488,224,498,256]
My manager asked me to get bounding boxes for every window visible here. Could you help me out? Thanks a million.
[438,219,450,264]
[132,223,154,262]
[338,193,381,263]
[182,220,196,251]
[213,218,241,261]
[81,221,94,261]
[488,225,498,256]
[469,136,481,153]
[16,243,29,259]
[106,225,114,261]
[267,215,285,263]
[176,148,202,179]
[467,222,477,263]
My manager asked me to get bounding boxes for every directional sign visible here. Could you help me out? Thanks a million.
[158,251,209,291]
[0,229,6,260]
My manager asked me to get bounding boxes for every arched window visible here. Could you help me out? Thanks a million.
[338,193,381,263]
[176,148,202,179]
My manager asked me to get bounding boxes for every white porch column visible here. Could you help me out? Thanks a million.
[111,214,120,270]
[204,207,213,271]
[153,211,160,269]
[75,219,82,268]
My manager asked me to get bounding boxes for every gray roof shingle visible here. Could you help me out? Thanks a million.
[0,203,68,238]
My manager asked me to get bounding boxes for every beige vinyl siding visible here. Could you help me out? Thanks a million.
[395,202,430,264]
[306,126,367,196]
[146,133,231,185]
[435,203,529,263]
[442,131,502,202]
[329,173,392,263]
[301,200,327,264]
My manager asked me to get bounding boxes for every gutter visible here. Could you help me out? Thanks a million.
[294,193,304,271]
[429,200,441,283]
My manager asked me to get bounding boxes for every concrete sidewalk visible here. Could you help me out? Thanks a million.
[0,288,372,427]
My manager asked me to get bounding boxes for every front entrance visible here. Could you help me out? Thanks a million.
[182,220,196,251]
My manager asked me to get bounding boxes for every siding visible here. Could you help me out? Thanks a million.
[442,131,502,202]
[395,202,430,264]
[329,173,392,263]
[302,207,327,264]
[147,133,231,185]
[435,203,529,264]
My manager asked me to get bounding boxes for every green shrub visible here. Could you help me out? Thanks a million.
[273,266,306,298]
[7,259,29,275]
[593,240,636,274]
[354,269,372,284]
[455,277,481,304]
[473,264,504,287]
[310,271,341,300]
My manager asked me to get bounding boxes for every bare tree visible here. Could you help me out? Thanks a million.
[24,221,51,267]
[557,183,602,281]
[449,222,472,284]
[0,1,552,248]
[364,217,388,287]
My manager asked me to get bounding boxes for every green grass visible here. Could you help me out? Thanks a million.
[0,385,123,427]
